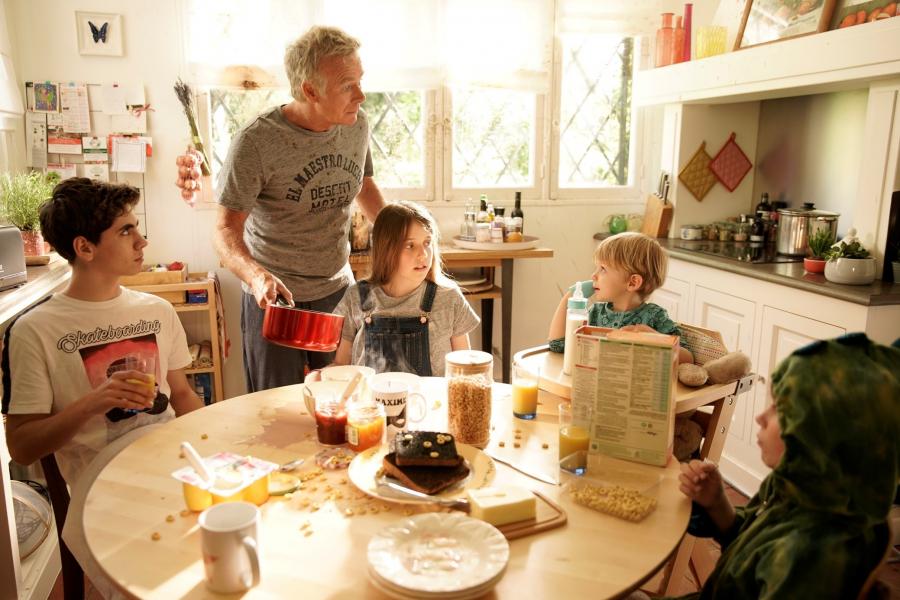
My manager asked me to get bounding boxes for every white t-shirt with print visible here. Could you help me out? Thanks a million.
[3,287,192,486]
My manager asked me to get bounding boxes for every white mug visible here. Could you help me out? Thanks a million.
[199,501,261,593]
[371,380,427,439]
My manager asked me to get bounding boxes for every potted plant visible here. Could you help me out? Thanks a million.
[823,229,876,285]
[0,171,59,256]
[803,227,835,274]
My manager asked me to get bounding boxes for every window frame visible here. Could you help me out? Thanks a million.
[440,86,545,204]
[191,36,644,210]
[549,35,644,203]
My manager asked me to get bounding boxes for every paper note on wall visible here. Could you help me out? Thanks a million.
[60,83,91,133]
[82,136,108,162]
[111,137,146,172]
[26,112,48,168]
[100,83,127,114]
[47,163,77,181]
[84,162,110,181]
[110,111,147,134]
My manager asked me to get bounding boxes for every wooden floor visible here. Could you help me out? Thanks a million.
[48,483,900,599]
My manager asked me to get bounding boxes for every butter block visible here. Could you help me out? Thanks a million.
[466,486,536,526]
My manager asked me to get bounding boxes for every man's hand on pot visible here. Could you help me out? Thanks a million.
[174,147,204,205]
[251,270,293,308]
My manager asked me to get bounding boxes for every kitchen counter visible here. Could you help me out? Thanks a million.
[0,254,71,325]
[592,234,900,307]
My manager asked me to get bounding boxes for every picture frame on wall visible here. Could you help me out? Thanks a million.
[735,0,836,49]
[75,12,123,57]
[831,0,898,28]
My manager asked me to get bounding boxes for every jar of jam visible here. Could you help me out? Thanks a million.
[345,400,385,453]
[314,397,347,446]
[445,350,493,448]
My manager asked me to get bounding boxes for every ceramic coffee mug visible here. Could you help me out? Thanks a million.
[371,380,427,439]
[199,501,261,593]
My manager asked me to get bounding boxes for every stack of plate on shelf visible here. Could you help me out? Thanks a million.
[367,512,509,599]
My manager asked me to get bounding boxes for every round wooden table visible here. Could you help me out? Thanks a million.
[83,379,690,599]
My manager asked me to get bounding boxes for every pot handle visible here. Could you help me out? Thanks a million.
[274,294,294,308]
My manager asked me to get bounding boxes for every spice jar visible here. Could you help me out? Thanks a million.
[445,350,493,448]
[345,399,385,453]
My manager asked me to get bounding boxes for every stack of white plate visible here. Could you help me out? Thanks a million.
[367,513,509,599]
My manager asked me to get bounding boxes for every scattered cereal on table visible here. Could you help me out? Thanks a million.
[344,508,354,517]
[513,442,521,448]
[571,484,657,522]
[165,514,175,523]
[151,532,161,541]
[300,521,310,530]
[498,441,505,447]
[304,530,313,537]
[178,450,185,458]
[339,478,348,485]
[200,433,208,440]
[311,503,320,512]
[180,509,191,517]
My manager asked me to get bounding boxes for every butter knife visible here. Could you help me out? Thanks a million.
[484,451,558,486]
[376,475,470,512]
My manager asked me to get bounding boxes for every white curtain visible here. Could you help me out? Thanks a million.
[556,0,662,36]
[182,0,553,92]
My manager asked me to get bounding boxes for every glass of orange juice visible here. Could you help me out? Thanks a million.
[512,362,539,420]
[108,355,156,413]
[559,402,590,475]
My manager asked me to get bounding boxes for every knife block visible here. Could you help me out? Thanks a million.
[640,194,673,239]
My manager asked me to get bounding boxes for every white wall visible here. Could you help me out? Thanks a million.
[753,89,868,236]
[7,0,646,396]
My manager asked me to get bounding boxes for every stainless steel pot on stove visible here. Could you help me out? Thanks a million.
[776,204,839,256]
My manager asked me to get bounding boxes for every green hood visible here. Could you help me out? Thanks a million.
[770,333,900,528]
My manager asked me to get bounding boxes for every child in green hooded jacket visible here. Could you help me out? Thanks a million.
[675,333,899,600]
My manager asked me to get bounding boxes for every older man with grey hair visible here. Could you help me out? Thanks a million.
[178,26,385,393]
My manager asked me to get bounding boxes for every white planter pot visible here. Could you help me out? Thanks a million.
[824,257,876,285]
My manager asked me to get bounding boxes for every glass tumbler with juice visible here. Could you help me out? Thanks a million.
[559,402,590,475]
[512,362,539,420]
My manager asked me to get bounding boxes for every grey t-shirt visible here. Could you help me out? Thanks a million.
[217,106,374,301]
[333,280,480,376]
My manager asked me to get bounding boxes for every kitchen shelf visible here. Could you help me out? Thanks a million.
[634,18,900,106]
[124,272,224,403]
[173,303,209,313]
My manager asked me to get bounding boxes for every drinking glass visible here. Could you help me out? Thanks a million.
[512,362,539,420]
[559,402,591,475]
[696,26,727,59]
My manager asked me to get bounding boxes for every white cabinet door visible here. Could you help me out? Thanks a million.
[649,276,691,324]
[721,306,845,495]
[691,286,756,357]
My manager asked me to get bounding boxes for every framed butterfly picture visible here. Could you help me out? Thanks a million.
[75,12,123,56]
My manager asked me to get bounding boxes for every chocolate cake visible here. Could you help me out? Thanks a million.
[382,452,470,495]
[392,431,460,467]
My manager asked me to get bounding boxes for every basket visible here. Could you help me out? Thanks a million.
[678,323,729,366]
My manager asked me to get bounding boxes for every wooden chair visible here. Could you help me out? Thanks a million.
[40,454,84,600]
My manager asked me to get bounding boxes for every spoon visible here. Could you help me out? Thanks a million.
[279,458,305,472]
[340,372,363,403]
[181,441,214,486]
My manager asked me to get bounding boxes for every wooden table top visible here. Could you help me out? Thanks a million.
[514,345,741,413]
[83,379,689,599]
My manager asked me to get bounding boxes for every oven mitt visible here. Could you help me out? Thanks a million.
[678,141,717,201]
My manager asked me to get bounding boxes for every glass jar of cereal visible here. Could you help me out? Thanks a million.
[445,350,493,448]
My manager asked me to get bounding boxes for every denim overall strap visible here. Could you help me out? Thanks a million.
[361,281,436,376]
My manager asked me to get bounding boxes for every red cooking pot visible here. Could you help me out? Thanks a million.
[261,296,344,352]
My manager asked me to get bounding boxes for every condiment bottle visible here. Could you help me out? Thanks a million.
[563,283,589,376]
[656,13,675,67]
[446,350,493,448]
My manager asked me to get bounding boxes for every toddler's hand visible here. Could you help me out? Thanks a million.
[678,459,725,508]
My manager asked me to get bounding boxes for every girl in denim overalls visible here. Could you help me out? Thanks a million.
[331,202,479,377]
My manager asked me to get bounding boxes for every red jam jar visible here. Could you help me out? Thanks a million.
[315,397,347,446]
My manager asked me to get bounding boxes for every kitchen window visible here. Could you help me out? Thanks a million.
[186,0,644,206]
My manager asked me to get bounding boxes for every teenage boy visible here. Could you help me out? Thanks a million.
[3,177,203,487]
